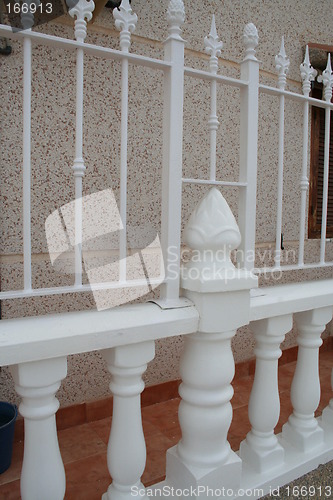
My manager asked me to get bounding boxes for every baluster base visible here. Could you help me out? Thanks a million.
[102,481,146,500]
[240,430,284,473]
[282,415,324,452]
[166,445,241,494]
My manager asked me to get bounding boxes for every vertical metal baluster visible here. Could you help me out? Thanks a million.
[318,54,333,263]
[21,1,38,291]
[274,37,289,267]
[298,46,317,265]
[204,15,223,182]
[113,0,138,282]
[67,0,95,286]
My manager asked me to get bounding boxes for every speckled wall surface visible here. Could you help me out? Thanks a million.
[1,1,333,406]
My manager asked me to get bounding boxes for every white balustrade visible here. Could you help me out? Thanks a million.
[240,314,292,472]
[165,188,257,492]
[102,341,155,500]
[10,358,67,500]
[237,23,260,271]
[282,307,333,452]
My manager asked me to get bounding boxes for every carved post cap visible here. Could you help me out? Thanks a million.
[166,0,185,40]
[243,23,259,61]
[184,188,240,252]
[182,188,257,294]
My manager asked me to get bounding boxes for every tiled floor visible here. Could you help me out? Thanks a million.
[0,351,332,500]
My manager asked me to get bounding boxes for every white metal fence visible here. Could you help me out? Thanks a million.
[0,0,332,303]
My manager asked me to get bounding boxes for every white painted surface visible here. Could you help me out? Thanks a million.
[0,302,198,366]
[102,341,154,500]
[10,357,67,500]
[240,314,293,472]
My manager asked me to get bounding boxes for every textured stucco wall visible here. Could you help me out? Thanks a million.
[1,0,333,407]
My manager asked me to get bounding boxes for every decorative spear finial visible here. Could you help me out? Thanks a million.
[318,53,333,102]
[167,0,185,40]
[67,0,95,42]
[204,15,223,75]
[275,36,290,90]
[113,0,138,52]
[300,46,317,97]
[243,23,258,61]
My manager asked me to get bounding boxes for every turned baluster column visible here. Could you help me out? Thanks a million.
[282,307,332,452]
[240,315,292,472]
[166,188,257,492]
[102,341,155,500]
[10,357,67,500]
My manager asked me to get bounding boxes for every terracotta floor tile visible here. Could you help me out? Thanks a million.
[56,403,86,431]
[143,432,174,486]
[0,440,23,486]
[0,478,21,500]
[86,397,113,423]
[64,453,110,500]
[232,376,253,409]
[320,350,333,362]
[276,393,293,434]
[142,399,181,441]
[58,423,107,464]
[88,417,112,445]
[229,405,251,450]
[317,389,332,414]
[278,362,296,392]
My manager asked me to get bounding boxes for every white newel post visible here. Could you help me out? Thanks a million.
[166,188,258,493]
[10,357,67,500]
[240,315,292,472]
[282,307,333,452]
[102,341,155,500]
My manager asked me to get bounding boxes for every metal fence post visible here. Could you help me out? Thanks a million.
[160,0,185,304]
[238,24,260,271]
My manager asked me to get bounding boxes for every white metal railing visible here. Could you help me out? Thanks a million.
[256,45,333,273]
[1,0,332,303]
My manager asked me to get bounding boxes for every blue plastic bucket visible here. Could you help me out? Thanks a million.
[0,402,18,474]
